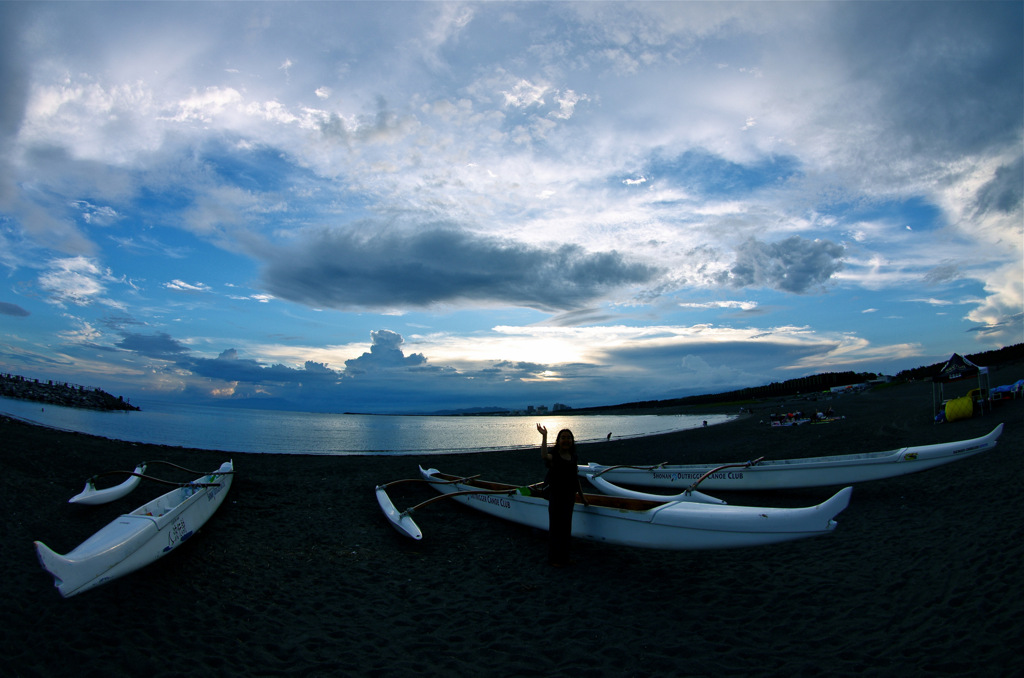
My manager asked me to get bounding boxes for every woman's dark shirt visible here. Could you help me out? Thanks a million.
[545,448,579,492]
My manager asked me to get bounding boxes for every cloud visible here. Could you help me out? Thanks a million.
[967,310,1024,338]
[0,5,30,140]
[678,300,758,311]
[261,225,661,312]
[113,335,344,390]
[719,236,845,294]
[188,348,340,385]
[165,279,212,293]
[72,200,119,226]
[546,308,623,327]
[974,156,1023,216]
[922,262,959,286]
[0,301,30,316]
[116,331,191,359]
[677,354,758,392]
[829,2,1022,163]
[38,256,122,307]
[315,96,414,146]
[344,329,427,375]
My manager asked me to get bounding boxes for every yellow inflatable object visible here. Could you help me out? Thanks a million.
[945,395,974,422]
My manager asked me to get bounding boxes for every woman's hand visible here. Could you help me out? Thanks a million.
[536,423,547,436]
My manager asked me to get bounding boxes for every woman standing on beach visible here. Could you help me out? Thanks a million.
[537,424,588,567]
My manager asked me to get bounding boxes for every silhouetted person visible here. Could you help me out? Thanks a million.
[537,424,588,566]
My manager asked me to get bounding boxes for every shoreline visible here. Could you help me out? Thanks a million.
[0,395,734,456]
[3,373,1022,676]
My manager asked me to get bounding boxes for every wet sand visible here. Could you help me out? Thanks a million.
[2,367,1023,677]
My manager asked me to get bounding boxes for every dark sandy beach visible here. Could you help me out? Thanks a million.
[3,365,1023,677]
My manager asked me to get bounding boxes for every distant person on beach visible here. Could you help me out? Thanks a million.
[537,424,588,567]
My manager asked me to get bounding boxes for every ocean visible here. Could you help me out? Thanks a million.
[0,396,732,455]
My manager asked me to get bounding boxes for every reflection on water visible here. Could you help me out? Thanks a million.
[0,396,733,456]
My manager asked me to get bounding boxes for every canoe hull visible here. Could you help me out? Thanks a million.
[419,467,851,550]
[35,461,234,597]
[582,424,1003,491]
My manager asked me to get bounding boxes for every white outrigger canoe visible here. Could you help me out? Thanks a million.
[376,466,852,551]
[35,461,234,598]
[581,423,1003,492]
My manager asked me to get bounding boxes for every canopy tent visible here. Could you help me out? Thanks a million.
[932,353,990,421]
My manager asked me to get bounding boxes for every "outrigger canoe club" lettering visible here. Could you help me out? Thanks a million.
[652,471,746,482]
[470,494,512,509]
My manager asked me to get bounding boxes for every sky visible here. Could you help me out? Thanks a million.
[0,1,1021,414]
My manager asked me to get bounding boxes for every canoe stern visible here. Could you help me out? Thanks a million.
[34,541,73,598]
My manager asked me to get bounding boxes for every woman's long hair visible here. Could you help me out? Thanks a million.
[554,428,575,452]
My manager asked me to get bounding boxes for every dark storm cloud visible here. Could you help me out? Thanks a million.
[719,236,845,294]
[834,2,1023,159]
[188,349,340,384]
[114,329,428,386]
[261,226,661,312]
[115,334,344,386]
[974,157,1023,216]
[0,302,29,317]
[116,332,191,358]
[0,4,30,207]
[0,4,29,140]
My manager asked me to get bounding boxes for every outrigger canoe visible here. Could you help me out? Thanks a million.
[376,467,852,551]
[581,423,1003,492]
[35,461,234,598]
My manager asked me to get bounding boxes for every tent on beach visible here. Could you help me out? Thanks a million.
[932,353,990,422]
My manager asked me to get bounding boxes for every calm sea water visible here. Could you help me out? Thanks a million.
[0,396,732,456]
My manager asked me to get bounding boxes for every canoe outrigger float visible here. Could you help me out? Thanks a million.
[376,467,852,551]
[35,461,234,598]
[66,460,222,505]
[68,464,147,505]
[581,423,1004,493]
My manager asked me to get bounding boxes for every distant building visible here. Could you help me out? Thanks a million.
[552,402,570,412]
